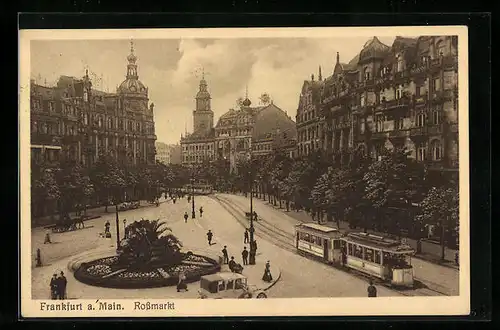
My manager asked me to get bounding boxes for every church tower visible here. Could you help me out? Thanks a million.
[193,71,214,134]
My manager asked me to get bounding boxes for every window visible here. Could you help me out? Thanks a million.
[360,94,366,107]
[421,55,428,65]
[119,119,123,130]
[433,78,441,92]
[432,111,440,125]
[83,113,88,125]
[364,67,370,80]
[348,243,353,255]
[365,248,374,262]
[416,113,426,127]
[397,55,404,72]
[31,121,38,133]
[333,240,341,249]
[136,122,141,132]
[376,115,384,132]
[431,140,442,160]
[417,145,426,161]
[108,117,113,129]
[226,280,234,290]
[374,250,381,264]
[395,117,404,130]
[98,116,103,128]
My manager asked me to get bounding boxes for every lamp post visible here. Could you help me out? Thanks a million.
[191,165,196,219]
[115,203,120,249]
[123,219,127,239]
[247,151,257,265]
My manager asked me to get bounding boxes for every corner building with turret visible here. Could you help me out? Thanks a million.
[30,43,157,167]
[297,35,458,180]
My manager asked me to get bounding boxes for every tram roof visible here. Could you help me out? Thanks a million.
[344,232,415,253]
[296,223,340,234]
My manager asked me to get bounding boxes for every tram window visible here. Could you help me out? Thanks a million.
[365,248,374,262]
[303,233,310,242]
[348,243,353,255]
[218,281,225,291]
[355,246,363,258]
[374,251,381,264]
[333,240,341,249]
[227,280,234,290]
[316,236,322,246]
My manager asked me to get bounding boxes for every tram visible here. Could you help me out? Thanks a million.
[340,232,415,288]
[294,223,415,288]
[294,223,343,265]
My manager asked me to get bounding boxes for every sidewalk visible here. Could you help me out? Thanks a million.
[256,198,458,269]
[33,197,173,229]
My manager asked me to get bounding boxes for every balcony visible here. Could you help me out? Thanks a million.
[409,126,426,138]
[379,98,410,111]
[388,129,408,139]
[371,131,387,140]
[31,133,62,147]
[410,64,427,76]
[427,124,442,135]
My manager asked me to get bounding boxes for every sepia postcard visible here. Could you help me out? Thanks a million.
[19,26,470,318]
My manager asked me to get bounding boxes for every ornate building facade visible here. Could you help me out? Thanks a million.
[30,43,157,167]
[297,35,459,176]
[155,142,182,165]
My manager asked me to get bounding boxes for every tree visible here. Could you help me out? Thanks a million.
[32,165,60,220]
[311,167,349,227]
[90,152,126,211]
[363,147,426,234]
[415,185,459,260]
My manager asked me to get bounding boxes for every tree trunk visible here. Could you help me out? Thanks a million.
[286,200,290,212]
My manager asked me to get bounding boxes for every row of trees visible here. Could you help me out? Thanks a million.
[31,152,190,222]
[194,147,459,248]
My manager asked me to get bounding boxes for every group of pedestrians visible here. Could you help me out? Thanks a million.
[49,271,67,299]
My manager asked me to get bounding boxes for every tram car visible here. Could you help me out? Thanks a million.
[294,223,344,265]
[340,232,415,288]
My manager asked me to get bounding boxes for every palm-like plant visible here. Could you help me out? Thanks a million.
[118,219,183,268]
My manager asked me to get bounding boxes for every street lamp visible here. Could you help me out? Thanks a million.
[247,151,257,265]
[191,165,196,219]
[123,219,127,239]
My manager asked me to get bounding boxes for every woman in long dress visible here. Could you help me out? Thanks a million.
[262,261,273,282]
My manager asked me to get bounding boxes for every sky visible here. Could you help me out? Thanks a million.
[30,36,396,144]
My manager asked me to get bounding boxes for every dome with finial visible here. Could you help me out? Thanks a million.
[242,98,252,107]
[118,40,148,97]
[358,36,390,64]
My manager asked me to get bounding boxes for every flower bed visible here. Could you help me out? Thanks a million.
[74,253,220,289]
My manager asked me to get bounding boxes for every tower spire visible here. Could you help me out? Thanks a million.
[130,39,134,54]
[245,85,248,99]
[319,65,322,81]
[336,52,340,64]
[202,67,205,80]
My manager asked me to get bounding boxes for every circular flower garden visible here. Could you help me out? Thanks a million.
[73,219,220,289]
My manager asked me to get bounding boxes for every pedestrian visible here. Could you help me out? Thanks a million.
[44,231,52,244]
[228,256,236,272]
[262,260,273,282]
[206,230,213,245]
[244,229,249,244]
[199,206,203,218]
[177,272,188,292]
[455,251,459,266]
[104,220,110,234]
[367,280,377,297]
[173,197,176,204]
[57,271,67,299]
[184,212,188,223]
[35,248,42,267]
[222,246,229,264]
[50,274,58,299]
[242,247,248,265]
[188,195,191,203]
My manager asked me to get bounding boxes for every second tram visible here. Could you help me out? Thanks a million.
[295,224,416,288]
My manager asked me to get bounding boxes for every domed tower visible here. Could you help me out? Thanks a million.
[117,41,149,108]
[357,36,390,81]
[193,70,214,134]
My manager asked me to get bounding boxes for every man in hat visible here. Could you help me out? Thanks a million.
[206,230,213,245]
[184,212,189,223]
[104,220,110,234]
[244,229,249,244]
[228,256,236,272]
[222,246,229,264]
[57,271,67,299]
[367,279,377,297]
[241,247,249,265]
[199,206,203,218]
